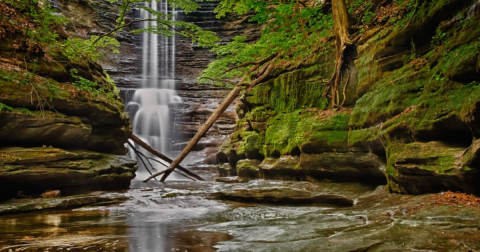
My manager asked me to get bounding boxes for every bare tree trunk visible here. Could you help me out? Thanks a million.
[328,0,352,107]
[143,86,242,182]
[130,133,205,181]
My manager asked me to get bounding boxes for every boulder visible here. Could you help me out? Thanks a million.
[0,192,129,215]
[259,154,386,184]
[236,159,262,179]
[387,141,480,194]
[211,180,355,207]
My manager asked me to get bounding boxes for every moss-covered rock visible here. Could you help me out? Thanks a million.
[217,162,236,177]
[0,1,135,203]
[0,63,130,154]
[236,159,262,179]
[385,141,480,194]
[0,110,92,148]
[348,0,480,194]
[0,147,137,200]
[265,111,350,157]
[218,0,480,195]
[258,153,386,184]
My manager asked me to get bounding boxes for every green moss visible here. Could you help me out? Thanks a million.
[264,111,350,157]
[387,141,463,176]
[348,126,381,146]
[244,131,265,158]
[351,12,480,140]
[236,159,261,178]
[247,57,331,114]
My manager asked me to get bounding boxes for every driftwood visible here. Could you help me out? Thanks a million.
[127,141,158,180]
[129,133,205,181]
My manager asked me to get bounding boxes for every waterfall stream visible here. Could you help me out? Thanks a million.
[126,0,181,179]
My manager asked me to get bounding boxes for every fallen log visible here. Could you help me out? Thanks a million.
[129,133,205,181]
[143,86,242,182]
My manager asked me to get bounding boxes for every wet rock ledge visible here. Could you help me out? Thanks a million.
[0,147,136,196]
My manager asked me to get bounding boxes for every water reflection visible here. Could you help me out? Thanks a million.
[0,182,230,252]
[128,223,167,252]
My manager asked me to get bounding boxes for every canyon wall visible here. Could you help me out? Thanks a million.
[0,0,137,200]
[218,0,480,195]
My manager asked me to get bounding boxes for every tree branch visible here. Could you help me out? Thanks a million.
[92,18,154,45]
[130,134,205,181]
[127,141,157,180]
[221,54,276,75]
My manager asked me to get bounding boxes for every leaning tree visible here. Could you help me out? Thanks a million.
[143,0,357,181]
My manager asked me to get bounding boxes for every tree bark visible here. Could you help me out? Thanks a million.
[328,0,352,107]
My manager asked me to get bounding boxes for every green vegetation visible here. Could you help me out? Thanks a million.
[110,0,220,47]
[0,0,221,111]
[199,0,334,87]
[264,111,350,157]
[0,102,31,114]
[0,0,67,50]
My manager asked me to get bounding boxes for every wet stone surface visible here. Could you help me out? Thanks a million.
[1,180,480,251]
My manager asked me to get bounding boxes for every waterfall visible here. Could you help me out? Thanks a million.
[126,0,181,179]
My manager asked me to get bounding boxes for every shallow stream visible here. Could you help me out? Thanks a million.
[1,179,479,252]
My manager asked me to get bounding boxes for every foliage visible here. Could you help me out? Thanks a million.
[109,0,220,47]
[0,102,14,113]
[70,69,100,93]
[69,69,120,102]
[0,102,32,114]
[199,0,334,86]
[0,0,67,53]
[432,28,448,46]
[59,36,120,63]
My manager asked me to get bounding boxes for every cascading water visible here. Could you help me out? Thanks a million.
[126,0,181,179]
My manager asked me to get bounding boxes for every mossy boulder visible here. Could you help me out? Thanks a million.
[258,153,385,184]
[386,141,480,194]
[0,111,92,147]
[236,159,262,179]
[0,66,130,154]
[217,162,236,177]
[0,147,137,200]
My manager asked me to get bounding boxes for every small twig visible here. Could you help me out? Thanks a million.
[127,141,157,180]
[222,54,276,75]
[135,150,158,171]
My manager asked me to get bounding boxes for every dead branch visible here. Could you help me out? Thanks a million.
[127,141,157,180]
[130,133,205,181]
